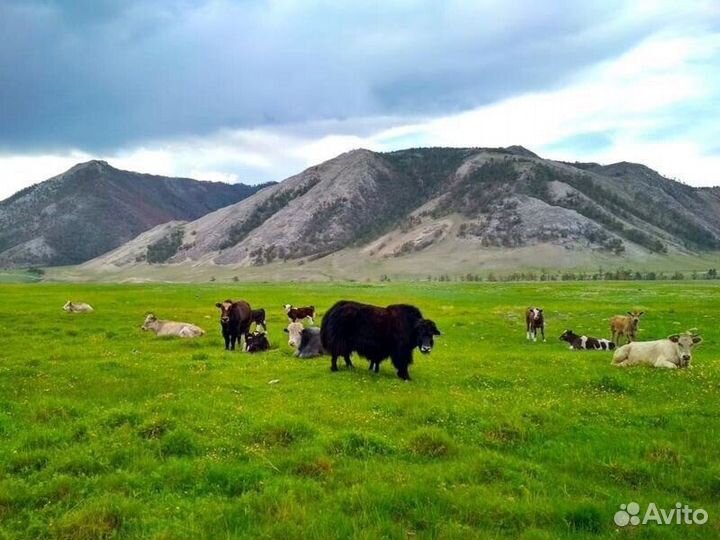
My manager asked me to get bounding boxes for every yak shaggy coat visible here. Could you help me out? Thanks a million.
[320,300,440,381]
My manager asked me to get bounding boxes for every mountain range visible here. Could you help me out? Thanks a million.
[0,160,268,266]
[3,147,719,274]
[84,146,720,273]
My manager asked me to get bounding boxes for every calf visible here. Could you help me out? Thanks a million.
[610,311,644,345]
[245,331,270,353]
[320,300,440,380]
[284,304,315,323]
[296,327,325,359]
[559,329,615,351]
[141,314,204,338]
[251,308,267,331]
[526,307,545,342]
[612,334,702,369]
[63,301,94,313]
[215,299,252,351]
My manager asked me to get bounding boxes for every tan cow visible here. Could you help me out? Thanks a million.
[610,311,644,344]
[612,334,703,369]
[63,301,94,313]
[141,313,205,338]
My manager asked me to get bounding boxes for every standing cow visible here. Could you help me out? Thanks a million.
[610,311,644,345]
[526,307,545,342]
[612,334,702,369]
[320,300,441,380]
[215,299,252,351]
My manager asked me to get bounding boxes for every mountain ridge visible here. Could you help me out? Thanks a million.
[0,161,270,267]
[83,146,720,273]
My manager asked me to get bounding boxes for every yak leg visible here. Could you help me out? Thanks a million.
[330,355,339,372]
[343,354,354,369]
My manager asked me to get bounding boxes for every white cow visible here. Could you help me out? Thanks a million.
[141,313,205,338]
[612,334,702,369]
[63,301,94,313]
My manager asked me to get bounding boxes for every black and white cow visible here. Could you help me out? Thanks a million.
[560,329,615,351]
[525,307,545,342]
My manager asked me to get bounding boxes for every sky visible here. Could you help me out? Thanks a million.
[1,0,719,199]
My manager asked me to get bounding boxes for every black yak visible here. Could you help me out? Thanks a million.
[320,300,441,380]
[215,299,252,351]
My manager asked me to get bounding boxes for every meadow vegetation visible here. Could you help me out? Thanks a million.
[0,281,718,539]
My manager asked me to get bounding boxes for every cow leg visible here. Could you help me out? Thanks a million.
[653,357,678,369]
[540,325,545,342]
[343,354,354,369]
[330,355,339,372]
[373,362,380,374]
[531,328,537,343]
[223,329,230,350]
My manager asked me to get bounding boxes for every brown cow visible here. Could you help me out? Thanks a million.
[216,299,252,351]
[284,304,315,323]
[610,311,644,345]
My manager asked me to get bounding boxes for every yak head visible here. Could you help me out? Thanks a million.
[415,318,441,354]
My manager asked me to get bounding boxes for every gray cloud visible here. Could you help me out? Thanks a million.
[0,0,711,153]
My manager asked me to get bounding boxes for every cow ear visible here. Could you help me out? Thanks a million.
[639,311,645,316]
[692,336,703,345]
[539,309,543,313]
[215,303,222,308]
[668,334,680,342]
[627,311,633,316]
[283,328,288,333]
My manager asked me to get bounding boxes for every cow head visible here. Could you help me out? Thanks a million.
[627,311,644,329]
[215,300,234,324]
[141,313,157,331]
[284,322,304,348]
[668,334,703,367]
[415,319,441,354]
[529,307,543,321]
[283,304,292,313]
[559,329,576,343]
[63,301,73,312]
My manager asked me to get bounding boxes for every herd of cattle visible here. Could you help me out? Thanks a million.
[62,299,703,379]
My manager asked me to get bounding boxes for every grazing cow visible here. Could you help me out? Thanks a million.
[610,311,644,345]
[251,308,267,331]
[63,301,94,313]
[296,327,325,358]
[215,299,252,351]
[320,300,441,380]
[284,321,305,348]
[526,307,545,342]
[559,329,616,351]
[245,331,270,353]
[141,314,204,338]
[284,304,315,323]
[612,334,703,369]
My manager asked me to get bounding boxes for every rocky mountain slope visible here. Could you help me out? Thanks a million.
[0,161,267,266]
[84,146,720,270]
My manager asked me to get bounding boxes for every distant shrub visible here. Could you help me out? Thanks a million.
[146,228,184,263]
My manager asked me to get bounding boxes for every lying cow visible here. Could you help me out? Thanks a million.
[63,301,94,313]
[245,331,270,353]
[612,334,703,369]
[320,300,440,380]
[284,322,324,358]
[284,304,315,323]
[141,313,205,338]
[251,308,267,331]
[526,307,545,342]
[216,299,252,351]
[610,311,644,345]
[559,329,615,351]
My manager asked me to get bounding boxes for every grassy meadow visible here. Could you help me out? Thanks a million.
[0,281,719,539]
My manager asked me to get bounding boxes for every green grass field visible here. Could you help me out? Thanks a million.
[1,281,718,539]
